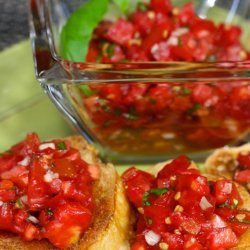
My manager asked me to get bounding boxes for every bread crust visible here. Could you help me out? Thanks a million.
[148,160,250,250]
[205,144,250,179]
[0,136,132,250]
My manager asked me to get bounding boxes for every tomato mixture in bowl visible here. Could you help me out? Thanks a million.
[65,0,250,159]
[0,133,96,248]
[122,156,250,249]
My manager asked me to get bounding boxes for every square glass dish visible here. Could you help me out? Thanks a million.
[29,0,250,163]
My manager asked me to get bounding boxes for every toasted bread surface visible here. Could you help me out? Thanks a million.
[0,136,132,250]
[148,160,250,250]
[205,144,250,178]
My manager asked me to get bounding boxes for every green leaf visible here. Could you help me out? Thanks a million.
[60,0,109,62]
[142,187,170,206]
[113,0,130,14]
[78,85,97,97]
[56,141,67,150]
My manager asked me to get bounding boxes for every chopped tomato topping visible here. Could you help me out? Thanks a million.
[73,0,250,158]
[0,133,96,248]
[122,155,249,250]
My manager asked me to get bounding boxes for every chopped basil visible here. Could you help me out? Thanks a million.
[149,98,157,104]
[0,150,13,156]
[45,208,54,217]
[106,44,115,58]
[206,55,217,62]
[182,87,191,95]
[142,187,170,206]
[187,103,201,115]
[217,202,236,210]
[123,107,140,120]
[231,218,250,224]
[114,108,122,116]
[241,219,250,224]
[178,37,182,47]
[15,198,24,209]
[56,141,67,150]
[138,2,147,11]
[78,85,97,97]
[104,120,115,126]
[97,99,112,113]
[113,0,130,15]
[147,218,153,225]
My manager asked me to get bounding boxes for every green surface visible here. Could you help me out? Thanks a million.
[0,40,72,151]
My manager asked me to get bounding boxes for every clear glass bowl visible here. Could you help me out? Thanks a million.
[29,0,250,163]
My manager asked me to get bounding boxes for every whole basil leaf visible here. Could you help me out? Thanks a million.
[60,0,109,62]
[113,0,130,14]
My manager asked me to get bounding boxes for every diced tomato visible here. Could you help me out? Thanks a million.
[206,227,238,249]
[105,19,135,46]
[52,158,77,179]
[157,155,192,179]
[130,10,155,37]
[0,204,14,232]
[44,203,92,249]
[23,223,41,241]
[234,169,250,184]
[150,0,172,14]
[28,158,50,211]
[122,167,154,207]
[142,23,172,55]
[86,41,100,62]
[0,153,21,174]
[215,24,242,47]
[1,166,29,189]
[237,152,250,169]
[178,2,196,25]
[214,179,242,205]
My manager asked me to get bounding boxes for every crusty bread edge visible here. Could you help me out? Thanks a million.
[205,143,250,178]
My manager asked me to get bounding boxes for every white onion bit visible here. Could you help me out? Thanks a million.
[39,143,56,151]
[145,230,161,246]
[18,156,30,166]
[28,215,39,224]
[199,196,213,210]
[221,183,232,194]
[43,170,59,183]
[20,195,28,204]
[0,201,3,207]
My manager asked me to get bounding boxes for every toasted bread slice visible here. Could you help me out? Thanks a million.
[148,160,250,250]
[0,136,133,250]
[205,144,250,179]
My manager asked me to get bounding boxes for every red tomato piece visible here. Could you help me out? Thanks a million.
[44,203,92,249]
[28,158,50,211]
[214,179,242,205]
[105,19,135,46]
[206,227,238,249]
[234,169,250,184]
[237,152,250,169]
[150,0,172,14]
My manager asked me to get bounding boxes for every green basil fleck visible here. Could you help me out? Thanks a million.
[15,198,24,209]
[79,85,97,97]
[45,208,54,217]
[56,141,67,150]
[106,44,115,58]
[217,202,236,210]
[138,2,147,12]
[142,187,170,206]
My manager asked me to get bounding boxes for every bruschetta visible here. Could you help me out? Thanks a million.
[122,155,250,250]
[0,133,132,249]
